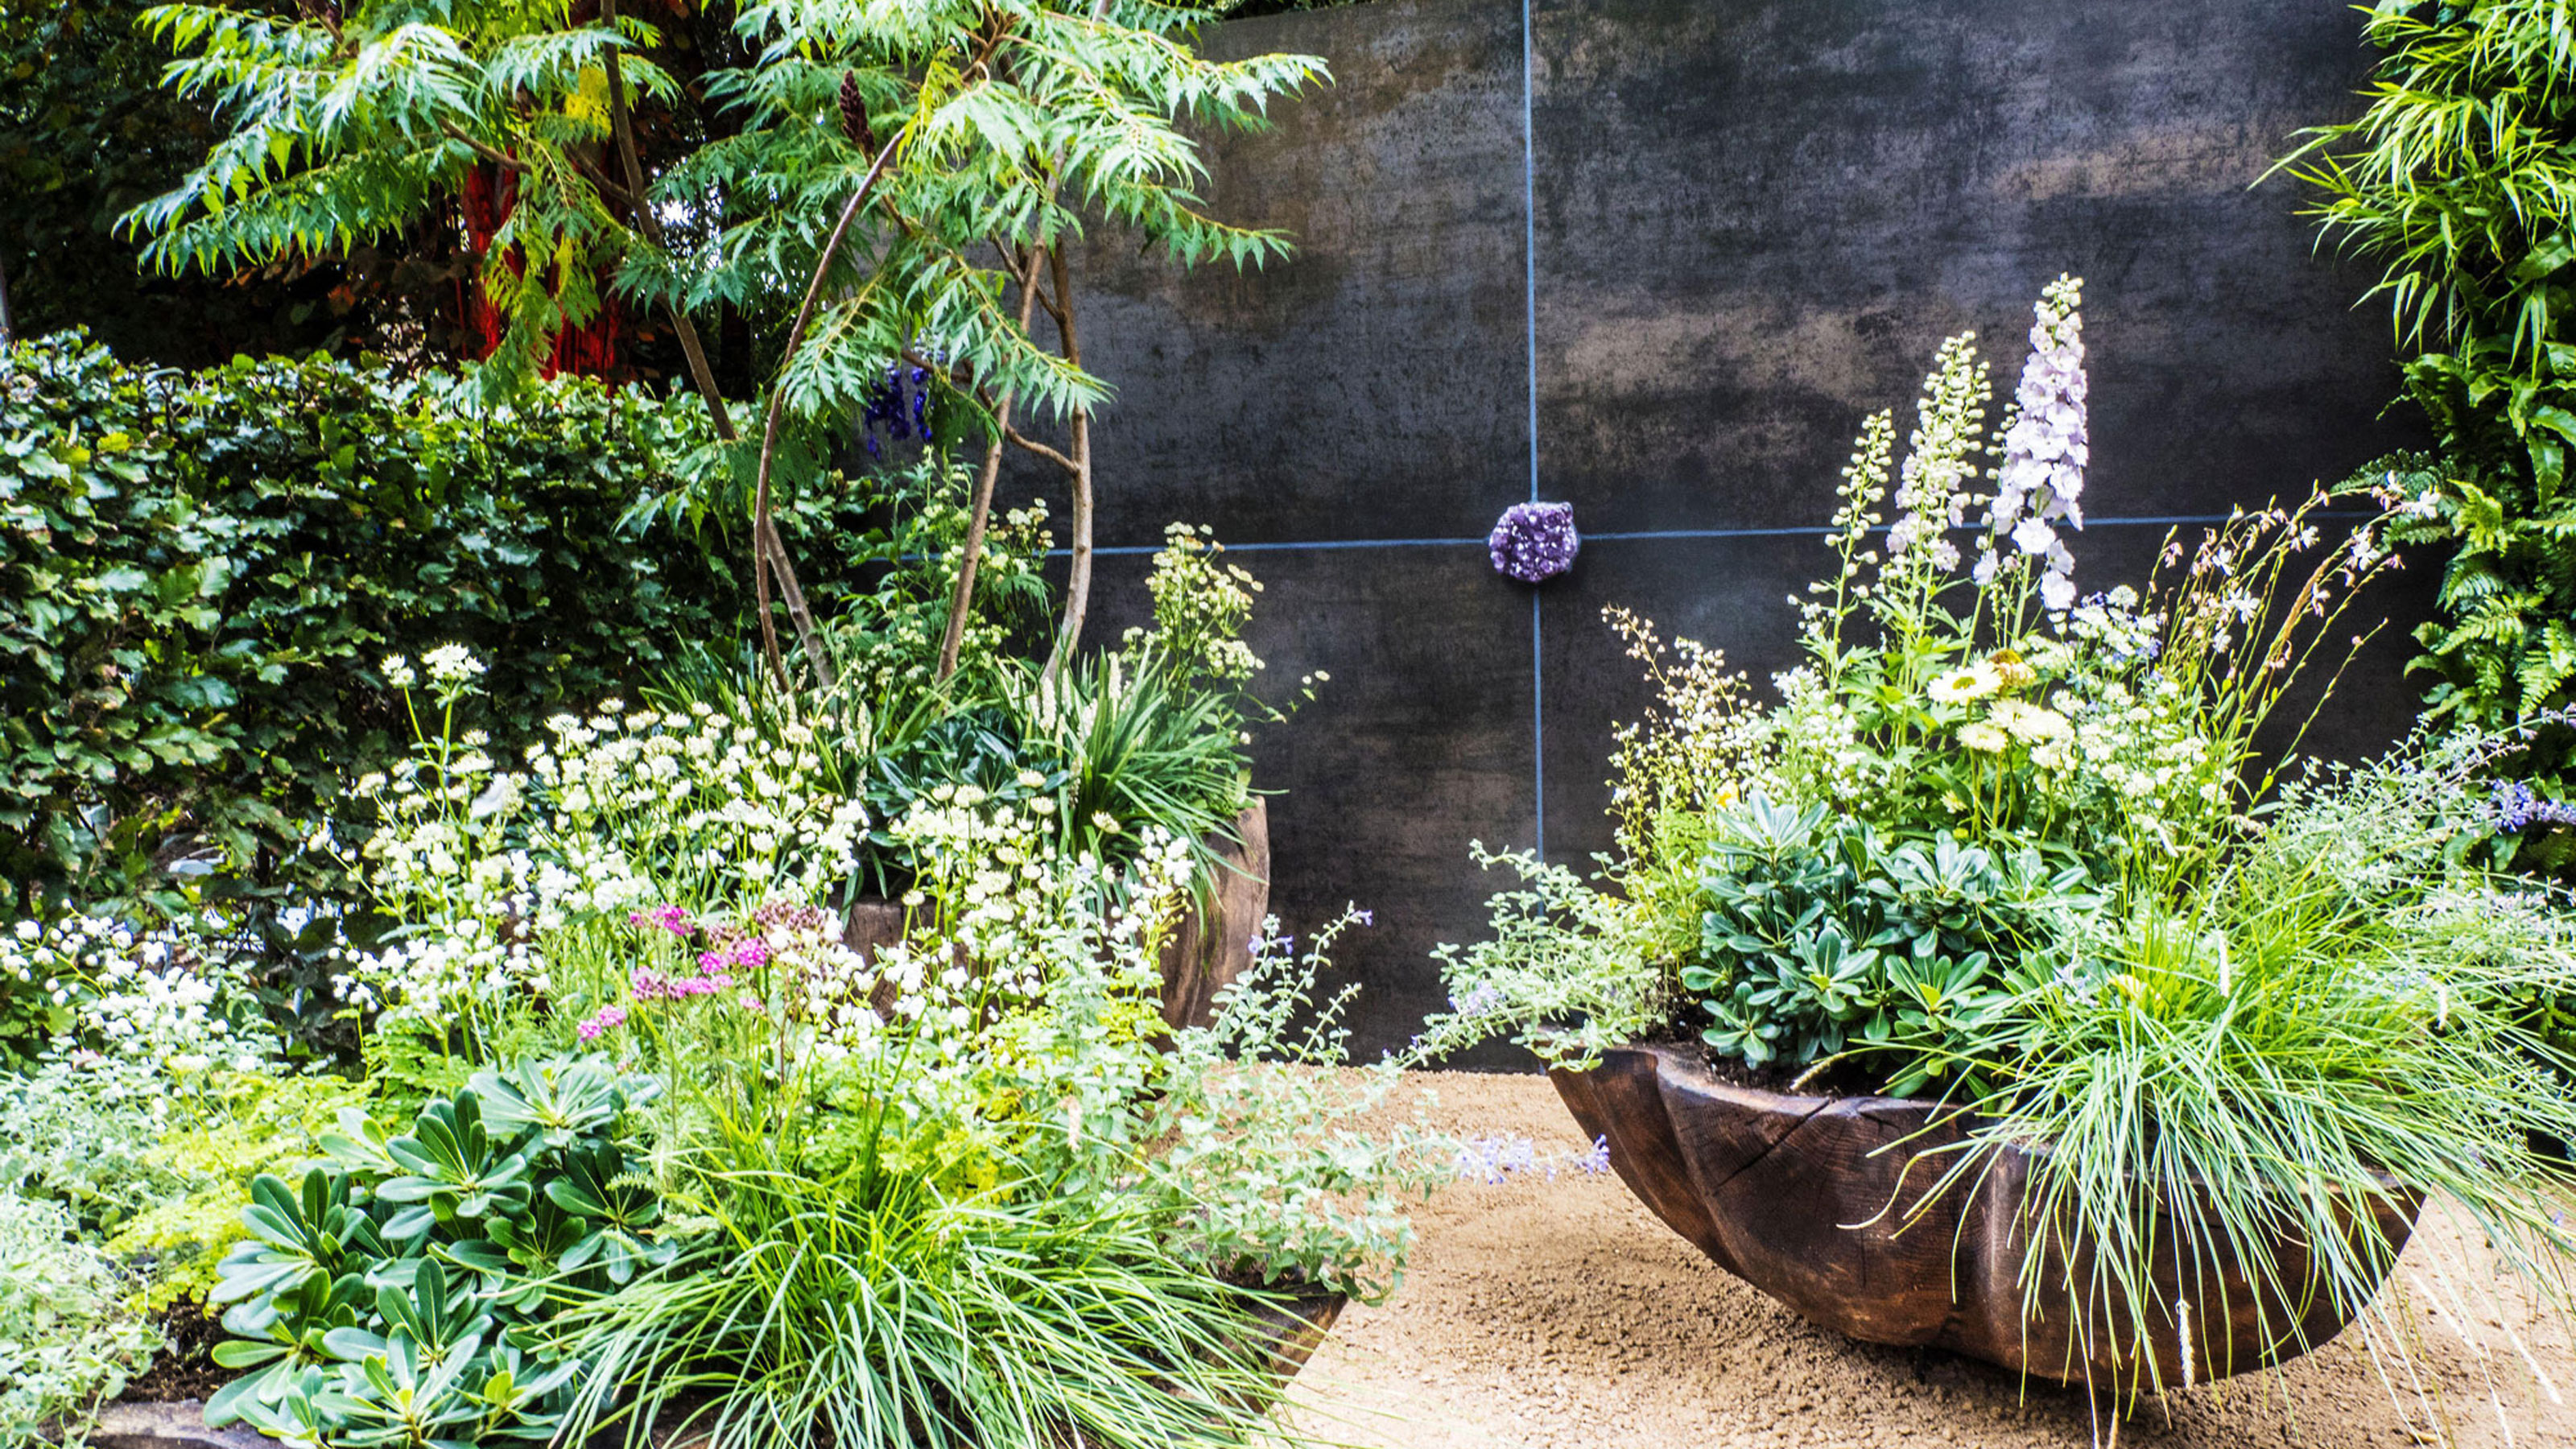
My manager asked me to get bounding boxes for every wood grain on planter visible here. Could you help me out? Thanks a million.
[1553,1042,2420,1386]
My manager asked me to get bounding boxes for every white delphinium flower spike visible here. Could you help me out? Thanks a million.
[1990,275,2088,609]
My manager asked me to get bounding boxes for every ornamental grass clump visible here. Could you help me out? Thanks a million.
[1428,278,2576,1406]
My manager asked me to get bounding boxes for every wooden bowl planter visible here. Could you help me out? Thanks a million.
[1552,1042,2421,1386]
[842,800,1271,1034]
[1236,1281,1348,1385]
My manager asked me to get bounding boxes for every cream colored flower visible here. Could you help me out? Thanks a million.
[1986,648,2039,691]
[1989,699,2072,744]
[1959,721,2012,753]
[1927,663,2004,704]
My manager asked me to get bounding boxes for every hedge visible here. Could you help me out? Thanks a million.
[0,331,867,915]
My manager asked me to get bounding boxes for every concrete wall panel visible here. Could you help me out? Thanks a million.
[1012,0,2414,1060]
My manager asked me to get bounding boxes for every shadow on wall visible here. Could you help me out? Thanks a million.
[1013,0,2415,1063]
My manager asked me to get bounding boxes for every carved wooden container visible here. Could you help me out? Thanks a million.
[1552,1042,2418,1385]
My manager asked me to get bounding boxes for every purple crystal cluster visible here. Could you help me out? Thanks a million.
[1489,501,1579,583]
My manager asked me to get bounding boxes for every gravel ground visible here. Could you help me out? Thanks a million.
[1278,1071,2576,1449]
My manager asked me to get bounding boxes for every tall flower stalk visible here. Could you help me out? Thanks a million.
[1984,275,2090,611]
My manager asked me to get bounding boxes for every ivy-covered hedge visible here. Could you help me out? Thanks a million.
[0,331,861,914]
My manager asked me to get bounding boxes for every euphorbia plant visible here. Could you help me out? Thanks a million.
[126,0,1325,683]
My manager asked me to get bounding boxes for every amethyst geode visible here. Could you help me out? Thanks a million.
[1489,501,1579,583]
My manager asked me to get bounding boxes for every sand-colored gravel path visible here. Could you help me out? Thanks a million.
[1282,1071,2576,1449]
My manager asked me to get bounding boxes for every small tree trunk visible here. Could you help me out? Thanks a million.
[1042,245,1093,684]
[0,250,14,346]
[748,134,905,690]
[935,245,1045,684]
[936,410,1013,683]
[602,0,819,685]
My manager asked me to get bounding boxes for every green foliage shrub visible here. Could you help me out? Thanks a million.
[0,0,357,368]
[106,1070,369,1317]
[1679,798,2079,1094]
[0,330,878,916]
[2292,0,2576,869]
[205,1057,663,1444]
[0,1018,363,1316]
[0,1188,160,1443]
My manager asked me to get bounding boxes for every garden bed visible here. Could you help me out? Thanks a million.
[1286,1071,2575,1449]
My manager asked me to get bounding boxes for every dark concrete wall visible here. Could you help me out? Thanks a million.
[1020,0,2417,1061]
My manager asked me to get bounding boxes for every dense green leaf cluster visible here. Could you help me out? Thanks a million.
[126,0,1326,419]
[0,329,873,916]
[207,1056,664,1445]
[1682,798,2081,1095]
[0,1187,159,1443]
[2293,0,2576,869]
[0,0,361,368]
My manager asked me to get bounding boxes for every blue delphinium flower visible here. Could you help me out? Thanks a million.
[858,355,942,457]
[1489,502,1579,583]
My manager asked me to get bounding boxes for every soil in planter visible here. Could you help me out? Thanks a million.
[120,1307,229,1404]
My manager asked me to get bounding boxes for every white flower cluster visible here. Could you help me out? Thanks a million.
[334,654,869,1030]
[529,699,869,899]
[2,915,275,1075]
[1600,605,1769,852]
[1984,275,2088,609]
[889,784,1195,1023]
[1766,664,1896,807]
[1128,522,1264,684]
[2022,591,2227,844]
[1885,334,1990,575]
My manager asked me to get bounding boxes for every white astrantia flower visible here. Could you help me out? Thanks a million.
[421,643,487,684]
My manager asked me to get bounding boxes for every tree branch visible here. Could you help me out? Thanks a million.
[936,242,1046,683]
[749,128,909,688]
[1004,423,1080,475]
[601,0,820,685]
[1042,240,1094,685]
[441,122,529,175]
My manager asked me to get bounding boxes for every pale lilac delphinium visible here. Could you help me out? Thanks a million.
[1983,275,2088,610]
[1490,502,1579,583]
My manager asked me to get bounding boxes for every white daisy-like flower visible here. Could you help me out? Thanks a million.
[1927,663,2004,704]
[1959,721,2013,753]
